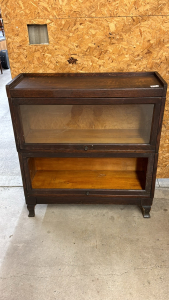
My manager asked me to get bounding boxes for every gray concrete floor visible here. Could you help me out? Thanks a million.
[0,70,169,299]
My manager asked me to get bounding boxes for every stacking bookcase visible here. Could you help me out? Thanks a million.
[6,72,167,217]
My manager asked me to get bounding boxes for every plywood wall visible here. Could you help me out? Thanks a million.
[1,0,169,177]
[0,39,7,50]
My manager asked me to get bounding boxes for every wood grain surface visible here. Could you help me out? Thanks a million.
[29,157,147,190]
[31,170,146,190]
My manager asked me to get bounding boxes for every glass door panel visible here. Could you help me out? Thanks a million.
[20,104,154,144]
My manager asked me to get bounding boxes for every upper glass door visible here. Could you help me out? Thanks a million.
[20,104,154,144]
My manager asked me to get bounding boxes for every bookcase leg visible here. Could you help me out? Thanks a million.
[27,205,35,217]
[141,206,151,218]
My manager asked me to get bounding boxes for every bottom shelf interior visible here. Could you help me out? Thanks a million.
[28,157,148,190]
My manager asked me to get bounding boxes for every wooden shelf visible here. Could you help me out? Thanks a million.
[25,129,149,144]
[31,170,146,190]
[29,157,147,190]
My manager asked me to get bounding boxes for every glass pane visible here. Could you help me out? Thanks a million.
[28,157,148,190]
[20,104,154,144]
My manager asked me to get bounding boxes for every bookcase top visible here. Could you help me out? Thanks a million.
[6,72,167,98]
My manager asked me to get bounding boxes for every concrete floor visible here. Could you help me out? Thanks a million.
[0,70,169,299]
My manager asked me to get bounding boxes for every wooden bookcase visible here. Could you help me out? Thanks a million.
[6,72,167,218]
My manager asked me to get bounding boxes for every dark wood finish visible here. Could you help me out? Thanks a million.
[150,153,159,199]
[141,206,151,218]
[21,152,154,197]
[0,18,4,37]
[27,205,35,217]
[6,72,167,218]
[6,72,167,98]
[8,97,163,152]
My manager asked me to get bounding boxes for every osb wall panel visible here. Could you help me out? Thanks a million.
[1,1,169,177]
[1,0,169,19]
[3,17,169,77]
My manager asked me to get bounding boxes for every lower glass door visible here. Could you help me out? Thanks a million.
[28,157,148,190]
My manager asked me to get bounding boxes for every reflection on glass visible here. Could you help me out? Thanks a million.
[20,104,154,144]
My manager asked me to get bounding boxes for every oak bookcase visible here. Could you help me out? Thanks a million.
[6,72,167,217]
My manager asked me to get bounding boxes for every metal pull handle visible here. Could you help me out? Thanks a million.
[84,146,88,151]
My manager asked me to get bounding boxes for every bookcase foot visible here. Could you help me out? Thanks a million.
[27,205,35,217]
[141,206,151,218]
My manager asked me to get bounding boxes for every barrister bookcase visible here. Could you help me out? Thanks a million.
[6,72,167,217]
